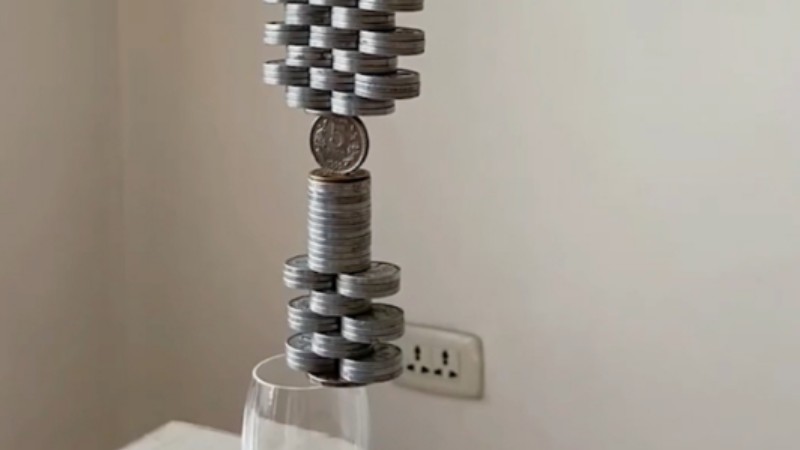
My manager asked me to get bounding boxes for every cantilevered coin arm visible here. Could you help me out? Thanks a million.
[262,0,424,386]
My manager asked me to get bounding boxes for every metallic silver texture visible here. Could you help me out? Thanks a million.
[286,45,333,68]
[310,115,369,173]
[359,28,426,56]
[309,26,359,50]
[358,0,423,12]
[263,60,310,86]
[310,290,372,316]
[331,7,395,31]
[354,69,420,100]
[288,296,341,332]
[263,22,310,46]
[284,3,331,26]
[286,86,332,110]
[312,332,374,359]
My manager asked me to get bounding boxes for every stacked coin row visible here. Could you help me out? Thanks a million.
[262,1,425,116]
[281,169,406,386]
[308,169,372,274]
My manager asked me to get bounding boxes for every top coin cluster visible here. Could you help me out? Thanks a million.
[263,0,425,117]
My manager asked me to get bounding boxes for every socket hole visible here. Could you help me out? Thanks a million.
[414,346,421,361]
[448,371,458,379]
[434,369,443,376]
[421,366,430,374]
[442,350,449,366]
[406,364,415,372]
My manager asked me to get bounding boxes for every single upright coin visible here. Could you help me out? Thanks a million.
[310,115,370,174]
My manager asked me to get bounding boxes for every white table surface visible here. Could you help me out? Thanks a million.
[120,422,239,450]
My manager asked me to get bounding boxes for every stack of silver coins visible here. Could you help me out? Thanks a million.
[263,0,425,116]
[307,169,372,274]
[281,169,405,386]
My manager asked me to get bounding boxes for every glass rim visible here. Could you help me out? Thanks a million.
[252,354,366,391]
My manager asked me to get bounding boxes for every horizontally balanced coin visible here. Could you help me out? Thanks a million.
[286,86,331,110]
[312,332,374,359]
[283,255,336,290]
[309,115,369,174]
[308,372,365,388]
[286,46,332,68]
[331,92,395,117]
[310,0,357,5]
[332,49,397,74]
[284,3,331,26]
[287,296,341,333]
[359,0,424,12]
[341,343,403,384]
[355,70,421,101]
[263,22,310,46]
[263,60,309,87]
[337,262,401,298]
[331,7,395,31]
[360,28,426,56]
[342,304,405,343]
[286,333,338,374]
[309,290,372,316]
[309,26,359,50]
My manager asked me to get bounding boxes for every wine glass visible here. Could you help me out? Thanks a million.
[242,354,370,450]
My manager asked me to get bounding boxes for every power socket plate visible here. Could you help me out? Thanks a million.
[394,324,483,399]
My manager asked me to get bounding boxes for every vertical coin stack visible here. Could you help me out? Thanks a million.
[263,0,424,387]
[263,0,425,116]
[283,169,405,386]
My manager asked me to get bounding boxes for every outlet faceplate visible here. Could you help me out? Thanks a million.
[394,324,483,399]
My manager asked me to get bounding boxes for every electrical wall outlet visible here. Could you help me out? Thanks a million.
[394,324,483,399]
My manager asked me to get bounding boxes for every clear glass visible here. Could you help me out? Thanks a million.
[242,354,370,450]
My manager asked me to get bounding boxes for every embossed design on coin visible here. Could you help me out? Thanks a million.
[310,115,370,174]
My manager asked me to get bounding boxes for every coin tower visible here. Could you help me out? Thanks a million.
[262,0,424,386]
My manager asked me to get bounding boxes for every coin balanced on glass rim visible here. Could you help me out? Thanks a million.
[309,114,370,175]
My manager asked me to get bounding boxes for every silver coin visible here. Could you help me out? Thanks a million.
[286,46,332,68]
[332,49,397,74]
[309,261,372,275]
[312,332,374,359]
[339,262,400,284]
[310,0,357,5]
[341,343,403,383]
[286,86,331,110]
[308,372,366,388]
[359,28,426,56]
[309,290,372,316]
[263,60,310,86]
[308,199,369,213]
[288,296,340,332]
[337,283,399,299]
[284,255,328,276]
[309,67,355,92]
[331,92,395,117]
[284,4,331,26]
[331,7,395,31]
[286,333,338,373]
[355,70,420,100]
[342,303,404,328]
[358,0,423,12]
[309,26,359,50]
[263,22,310,46]
[308,232,371,246]
[309,115,369,174]
[284,276,335,291]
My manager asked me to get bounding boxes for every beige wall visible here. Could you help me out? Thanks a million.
[119,1,800,449]
[0,1,122,450]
